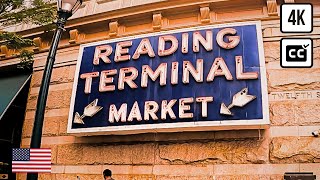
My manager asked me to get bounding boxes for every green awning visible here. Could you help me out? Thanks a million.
[0,74,31,120]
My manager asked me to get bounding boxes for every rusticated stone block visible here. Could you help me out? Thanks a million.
[58,115,69,135]
[102,144,136,164]
[55,174,102,180]
[295,100,320,125]
[128,174,154,180]
[269,101,296,126]
[57,143,155,165]
[31,65,76,87]
[22,116,64,138]
[16,173,27,180]
[82,145,103,164]
[270,137,320,163]
[38,173,56,180]
[315,39,320,60]
[156,176,213,180]
[43,116,62,136]
[102,143,155,164]
[215,175,270,180]
[269,100,320,126]
[27,89,72,110]
[22,118,33,138]
[270,175,285,180]
[263,42,280,63]
[57,144,83,165]
[156,139,268,164]
[268,69,320,91]
[131,143,155,164]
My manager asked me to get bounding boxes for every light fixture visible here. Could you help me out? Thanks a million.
[27,0,82,180]
[57,0,82,19]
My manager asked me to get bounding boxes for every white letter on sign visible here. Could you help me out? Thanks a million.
[183,59,203,84]
[216,28,240,49]
[144,101,159,120]
[158,35,178,56]
[128,101,142,121]
[115,41,132,62]
[93,45,112,65]
[141,63,167,87]
[99,69,117,92]
[161,99,177,120]
[207,57,233,81]
[80,72,99,94]
[118,67,138,90]
[171,62,179,85]
[109,103,127,123]
[235,56,258,80]
[193,31,213,52]
[179,97,193,118]
[181,33,188,54]
[196,97,213,117]
[132,38,155,59]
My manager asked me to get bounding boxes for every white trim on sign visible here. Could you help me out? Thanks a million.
[67,21,270,136]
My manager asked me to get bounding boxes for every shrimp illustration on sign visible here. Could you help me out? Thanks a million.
[220,88,256,116]
[74,99,103,124]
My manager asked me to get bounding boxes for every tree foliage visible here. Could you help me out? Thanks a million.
[0,0,56,68]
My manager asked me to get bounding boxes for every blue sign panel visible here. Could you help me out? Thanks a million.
[68,22,269,135]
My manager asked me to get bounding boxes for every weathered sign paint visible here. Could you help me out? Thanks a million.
[68,21,269,135]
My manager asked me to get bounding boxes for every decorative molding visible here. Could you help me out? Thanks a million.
[0,45,8,58]
[266,0,278,16]
[152,13,162,30]
[33,37,43,52]
[200,6,211,24]
[109,21,119,37]
[69,29,80,44]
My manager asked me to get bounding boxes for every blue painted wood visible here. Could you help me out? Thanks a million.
[72,24,263,129]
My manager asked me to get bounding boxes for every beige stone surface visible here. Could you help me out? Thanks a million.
[267,69,320,92]
[58,115,69,135]
[22,116,67,138]
[156,139,268,164]
[270,137,320,163]
[215,175,271,180]
[27,88,72,110]
[156,176,213,180]
[55,174,156,180]
[31,65,76,87]
[56,144,83,165]
[295,100,320,125]
[263,41,280,63]
[269,101,296,126]
[38,174,56,180]
[56,143,156,165]
[269,100,320,126]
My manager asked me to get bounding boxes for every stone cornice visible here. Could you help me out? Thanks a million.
[1,0,320,62]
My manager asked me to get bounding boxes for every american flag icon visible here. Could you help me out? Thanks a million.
[12,148,51,173]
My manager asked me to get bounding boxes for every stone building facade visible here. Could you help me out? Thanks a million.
[1,0,320,179]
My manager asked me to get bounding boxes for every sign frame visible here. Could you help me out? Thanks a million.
[67,21,269,136]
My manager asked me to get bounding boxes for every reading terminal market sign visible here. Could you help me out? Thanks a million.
[67,22,269,135]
